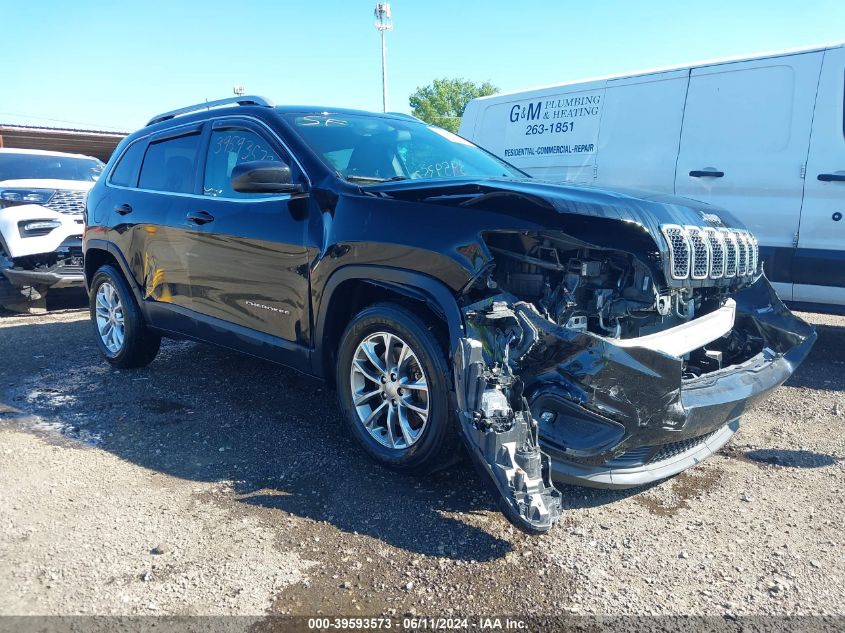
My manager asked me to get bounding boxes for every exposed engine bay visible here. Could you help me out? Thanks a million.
[478,231,764,376]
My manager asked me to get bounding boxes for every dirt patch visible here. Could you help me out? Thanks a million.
[635,469,723,516]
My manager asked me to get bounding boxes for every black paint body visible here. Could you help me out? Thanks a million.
[84,103,814,482]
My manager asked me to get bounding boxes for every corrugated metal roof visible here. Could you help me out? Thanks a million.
[0,124,128,162]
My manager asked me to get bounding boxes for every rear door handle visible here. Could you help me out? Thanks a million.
[114,204,133,216]
[818,173,845,182]
[186,210,215,225]
[689,170,725,178]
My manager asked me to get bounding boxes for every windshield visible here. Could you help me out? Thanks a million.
[0,153,104,182]
[284,113,523,183]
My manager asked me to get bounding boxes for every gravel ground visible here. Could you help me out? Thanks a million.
[0,294,843,619]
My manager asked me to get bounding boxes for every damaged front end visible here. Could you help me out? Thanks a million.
[453,301,562,534]
[452,228,815,532]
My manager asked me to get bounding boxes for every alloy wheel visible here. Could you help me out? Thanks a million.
[349,331,430,450]
[95,282,125,354]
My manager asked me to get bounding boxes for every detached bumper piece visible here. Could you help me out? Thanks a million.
[453,305,562,534]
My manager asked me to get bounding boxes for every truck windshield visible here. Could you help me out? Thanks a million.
[0,153,104,182]
[284,113,523,183]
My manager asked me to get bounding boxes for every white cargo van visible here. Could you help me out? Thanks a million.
[459,43,845,312]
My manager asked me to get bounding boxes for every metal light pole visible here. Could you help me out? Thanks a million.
[374,3,393,112]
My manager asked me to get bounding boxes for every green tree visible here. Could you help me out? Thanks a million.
[409,78,499,133]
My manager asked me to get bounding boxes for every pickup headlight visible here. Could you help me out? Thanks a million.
[0,188,57,207]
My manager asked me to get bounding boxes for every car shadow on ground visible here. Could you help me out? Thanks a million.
[1,311,840,559]
[0,316,513,560]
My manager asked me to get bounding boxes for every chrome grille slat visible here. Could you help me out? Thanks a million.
[663,225,757,281]
[704,228,726,279]
[45,189,86,215]
[736,231,749,276]
[661,225,691,279]
[685,226,710,280]
[721,229,738,278]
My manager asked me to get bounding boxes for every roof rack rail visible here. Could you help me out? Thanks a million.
[146,95,275,127]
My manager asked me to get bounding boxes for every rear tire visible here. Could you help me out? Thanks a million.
[336,302,460,474]
[89,264,161,368]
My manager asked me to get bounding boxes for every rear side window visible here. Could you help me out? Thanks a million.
[203,128,280,198]
[139,133,201,193]
[109,140,145,187]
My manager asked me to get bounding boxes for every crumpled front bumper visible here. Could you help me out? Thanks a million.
[523,275,816,488]
[452,274,814,531]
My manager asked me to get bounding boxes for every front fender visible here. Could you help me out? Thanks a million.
[311,264,465,376]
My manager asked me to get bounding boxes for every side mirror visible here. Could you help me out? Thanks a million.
[230,160,303,194]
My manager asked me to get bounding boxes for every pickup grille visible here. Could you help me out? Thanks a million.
[661,224,758,281]
[45,189,87,215]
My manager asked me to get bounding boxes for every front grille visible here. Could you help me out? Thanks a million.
[649,429,720,463]
[662,224,758,281]
[45,189,86,215]
[602,429,722,468]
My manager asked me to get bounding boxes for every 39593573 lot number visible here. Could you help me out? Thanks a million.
[308,618,393,629]
[307,617,471,630]
[524,121,575,135]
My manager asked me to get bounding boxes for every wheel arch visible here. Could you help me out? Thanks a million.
[84,240,144,304]
[313,265,464,381]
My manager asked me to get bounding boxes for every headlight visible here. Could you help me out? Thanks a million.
[18,219,61,237]
[0,188,56,206]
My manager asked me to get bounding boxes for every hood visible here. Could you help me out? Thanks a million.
[365,177,748,236]
[0,179,95,191]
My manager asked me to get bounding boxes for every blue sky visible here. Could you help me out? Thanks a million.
[2,0,844,132]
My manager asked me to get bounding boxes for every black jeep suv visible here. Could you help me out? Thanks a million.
[84,96,815,533]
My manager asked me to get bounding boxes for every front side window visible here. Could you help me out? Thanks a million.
[284,113,523,183]
[0,152,104,182]
[138,132,201,194]
[203,128,280,198]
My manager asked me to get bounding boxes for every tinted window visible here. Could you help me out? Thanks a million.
[138,133,201,193]
[109,140,145,187]
[0,152,103,181]
[203,128,280,198]
[284,113,523,183]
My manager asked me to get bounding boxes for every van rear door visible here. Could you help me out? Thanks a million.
[793,46,845,306]
[673,52,823,299]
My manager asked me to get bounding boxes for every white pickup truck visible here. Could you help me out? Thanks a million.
[0,148,104,311]
[459,43,845,313]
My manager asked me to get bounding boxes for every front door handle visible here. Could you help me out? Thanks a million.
[689,170,725,178]
[186,210,215,225]
[114,204,133,216]
[818,173,845,182]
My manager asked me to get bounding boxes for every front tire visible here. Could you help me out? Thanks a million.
[89,265,161,368]
[336,302,460,474]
